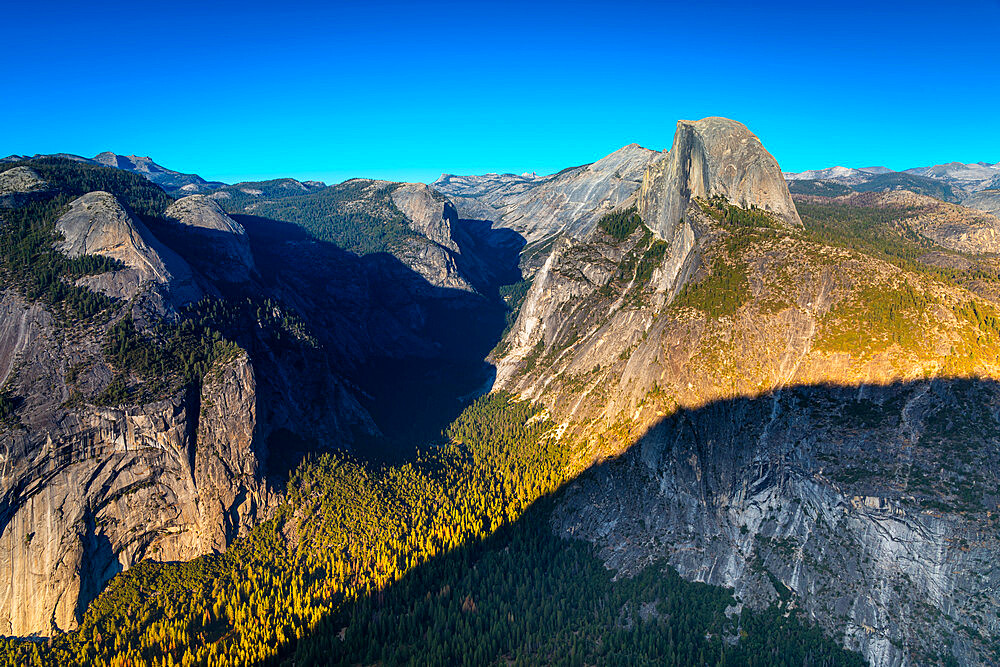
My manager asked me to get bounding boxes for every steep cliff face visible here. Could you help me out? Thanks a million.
[391,183,460,253]
[164,194,256,283]
[385,181,481,293]
[0,161,518,638]
[0,294,269,635]
[494,206,1000,663]
[193,352,272,553]
[637,117,801,239]
[491,119,1000,664]
[552,378,1000,667]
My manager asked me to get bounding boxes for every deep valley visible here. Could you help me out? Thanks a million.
[2,117,1000,667]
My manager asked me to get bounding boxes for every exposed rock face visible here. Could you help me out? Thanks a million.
[491,118,1000,665]
[552,379,1000,667]
[54,192,201,303]
[0,290,269,635]
[193,352,272,553]
[0,166,49,208]
[637,117,801,239]
[0,164,522,640]
[392,238,471,292]
[389,182,476,292]
[783,166,875,183]
[963,188,1000,218]
[56,192,170,282]
[0,166,47,196]
[434,143,661,244]
[493,201,1000,664]
[904,161,1000,189]
[164,195,256,282]
[391,183,460,253]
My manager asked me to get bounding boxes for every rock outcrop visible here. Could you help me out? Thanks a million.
[54,191,201,303]
[388,182,478,292]
[391,183,460,253]
[490,118,1000,665]
[493,198,1000,664]
[963,188,1000,218]
[552,379,1000,667]
[164,195,256,282]
[434,143,662,245]
[193,352,272,553]
[0,166,49,208]
[0,160,525,639]
[0,166,47,196]
[638,117,801,239]
[0,291,270,635]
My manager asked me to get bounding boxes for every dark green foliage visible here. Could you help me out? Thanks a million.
[520,340,545,373]
[798,199,937,267]
[447,392,552,465]
[182,295,316,352]
[788,180,856,197]
[673,256,751,319]
[0,198,120,320]
[313,498,863,667]
[210,178,326,211]
[786,173,959,202]
[0,157,175,217]
[0,158,177,321]
[0,391,16,424]
[703,195,778,229]
[635,238,669,285]
[855,173,959,202]
[700,195,780,258]
[953,300,1000,342]
[220,179,418,255]
[597,207,641,241]
[0,391,863,666]
[796,200,1000,286]
[97,314,241,405]
[494,279,533,351]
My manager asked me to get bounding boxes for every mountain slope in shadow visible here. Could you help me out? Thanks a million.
[283,377,999,666]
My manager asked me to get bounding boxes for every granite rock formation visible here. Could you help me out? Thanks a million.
[0,166,47,197]
[637,117,801,239]
[0,289,269,635]
[434,143,661,246]
[164,195,256,282]
[55,191,201,304]
[491,118,1000,665]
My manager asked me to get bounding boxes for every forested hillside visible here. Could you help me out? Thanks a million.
[0,393,861,666]
[215,179,419,256]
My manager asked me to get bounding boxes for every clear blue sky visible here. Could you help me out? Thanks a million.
[6,0,999,184]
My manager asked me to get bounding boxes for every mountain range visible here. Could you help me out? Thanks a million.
[784,161,1000,217]
[0,152,229,194]
[2,120,1000,666]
